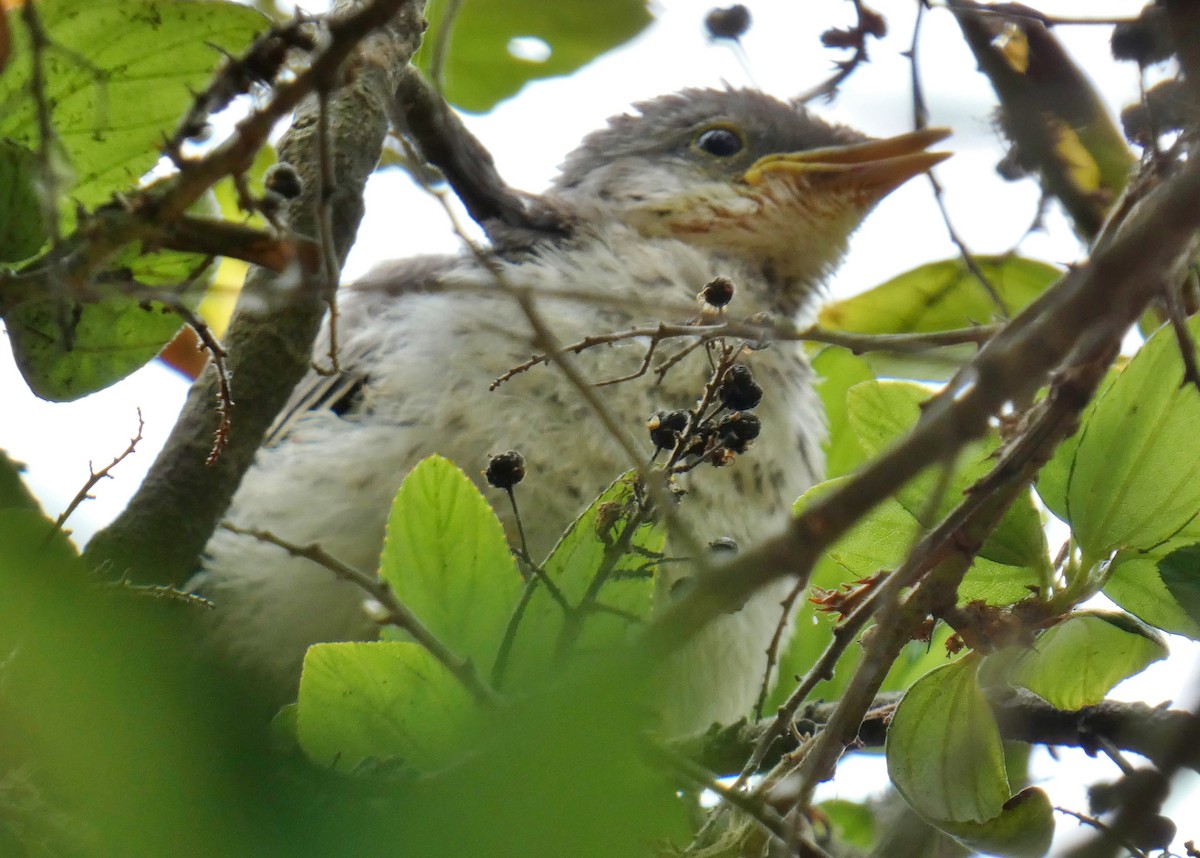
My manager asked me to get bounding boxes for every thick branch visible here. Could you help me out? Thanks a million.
[84,0,427,584]
[681,689,1200,778]
[391,69,570,247]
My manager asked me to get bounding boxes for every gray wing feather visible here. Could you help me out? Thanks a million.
[264,254,459,446]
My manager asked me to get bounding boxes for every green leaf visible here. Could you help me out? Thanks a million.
[506,472,661,682]
[1104,542,1200,639]
[4,244,210,400]
[0,140,47,262]
[887,656,1010,824]
[938,786,1055,858]
[297,641,477,771]
[812,347,873,479]
[1065,316,1200,558]
[1035,368,1119,523]
[820,256,1060,333]
[846,380,1049,574]
[418,0,651,113]
[1004,612,1167,710]
[379,456,522,668]
[0,0,266,209]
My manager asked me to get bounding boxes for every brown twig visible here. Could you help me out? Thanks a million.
[1055,807,1150,858]
[907,0,1008,316]
[796,0,885,104]
[752,575,808,722]
[221,522,501,707]
[51,410,144,534]
[491,319,1001,390]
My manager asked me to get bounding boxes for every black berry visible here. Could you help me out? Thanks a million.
[700,276,735,308]
[715,411,761,453]
[264,163,303,200]
[485,450,526,489]
[719,365,763,410]
[705,5,751,40]
[647,410,689,450]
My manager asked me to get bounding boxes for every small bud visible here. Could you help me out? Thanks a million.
[699,276,735,308]
[714,411,761,454]
[647,409,689,450]
[264,163,303,200]
[704,5,751,40]
[485,450,526,490]
[719,364,763,411]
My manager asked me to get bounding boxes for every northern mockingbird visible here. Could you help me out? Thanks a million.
[198,88,947,733]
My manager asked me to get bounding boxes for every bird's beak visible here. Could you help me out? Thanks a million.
[743,127,952,198]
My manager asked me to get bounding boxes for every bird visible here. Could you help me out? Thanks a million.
[197,88,948,735]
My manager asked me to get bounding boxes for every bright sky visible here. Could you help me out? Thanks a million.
[3,0,1196,847]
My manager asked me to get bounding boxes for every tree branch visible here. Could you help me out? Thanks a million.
[679,688,1200,778]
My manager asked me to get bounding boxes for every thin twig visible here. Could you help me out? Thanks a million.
[753,575,808,721]
[221,522,502,707]
[1055,807,1150,858]
[936,2,1137,28]
[648,743,794,850]
[907,0,1009,317]
[493,320,1001,389]
[52,410,145,534]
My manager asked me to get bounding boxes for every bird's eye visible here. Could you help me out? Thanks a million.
[694,126,744,157]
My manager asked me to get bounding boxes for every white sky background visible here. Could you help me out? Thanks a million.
[2,0,1198,849]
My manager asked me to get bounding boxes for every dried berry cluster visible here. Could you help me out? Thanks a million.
[646,360,764,471]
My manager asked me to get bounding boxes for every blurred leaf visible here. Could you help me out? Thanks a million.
[818,799,876,851]
[938,786,1055,858]
[819,256,1059,334]
[0,0,265,210]
[297,641,477,771]
[379,456,522,668]
[1004,612,1167,710]
[1064,315,1200,560]
[4,244,209,400]
[0,139,46,262]
[1104,541,1200,639]
[395,657,688,858]
[0,509,270,855]
[846,380,1049,574]
[0,450,41,513]
[812,346,872,479]
[418,0,651,113]
[887,656,1010,824]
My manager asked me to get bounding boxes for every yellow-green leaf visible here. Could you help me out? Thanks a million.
[1105,542,1200,640]
[887,656,1010,824]
[297,642,476,771]
[1066,316,1200,558]
[1005,612,1167,710]
[820,256,1060,334]
[938,786,1055,858]
[380,456,523,669]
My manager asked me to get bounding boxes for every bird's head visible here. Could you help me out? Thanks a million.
[552,88,950,315]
